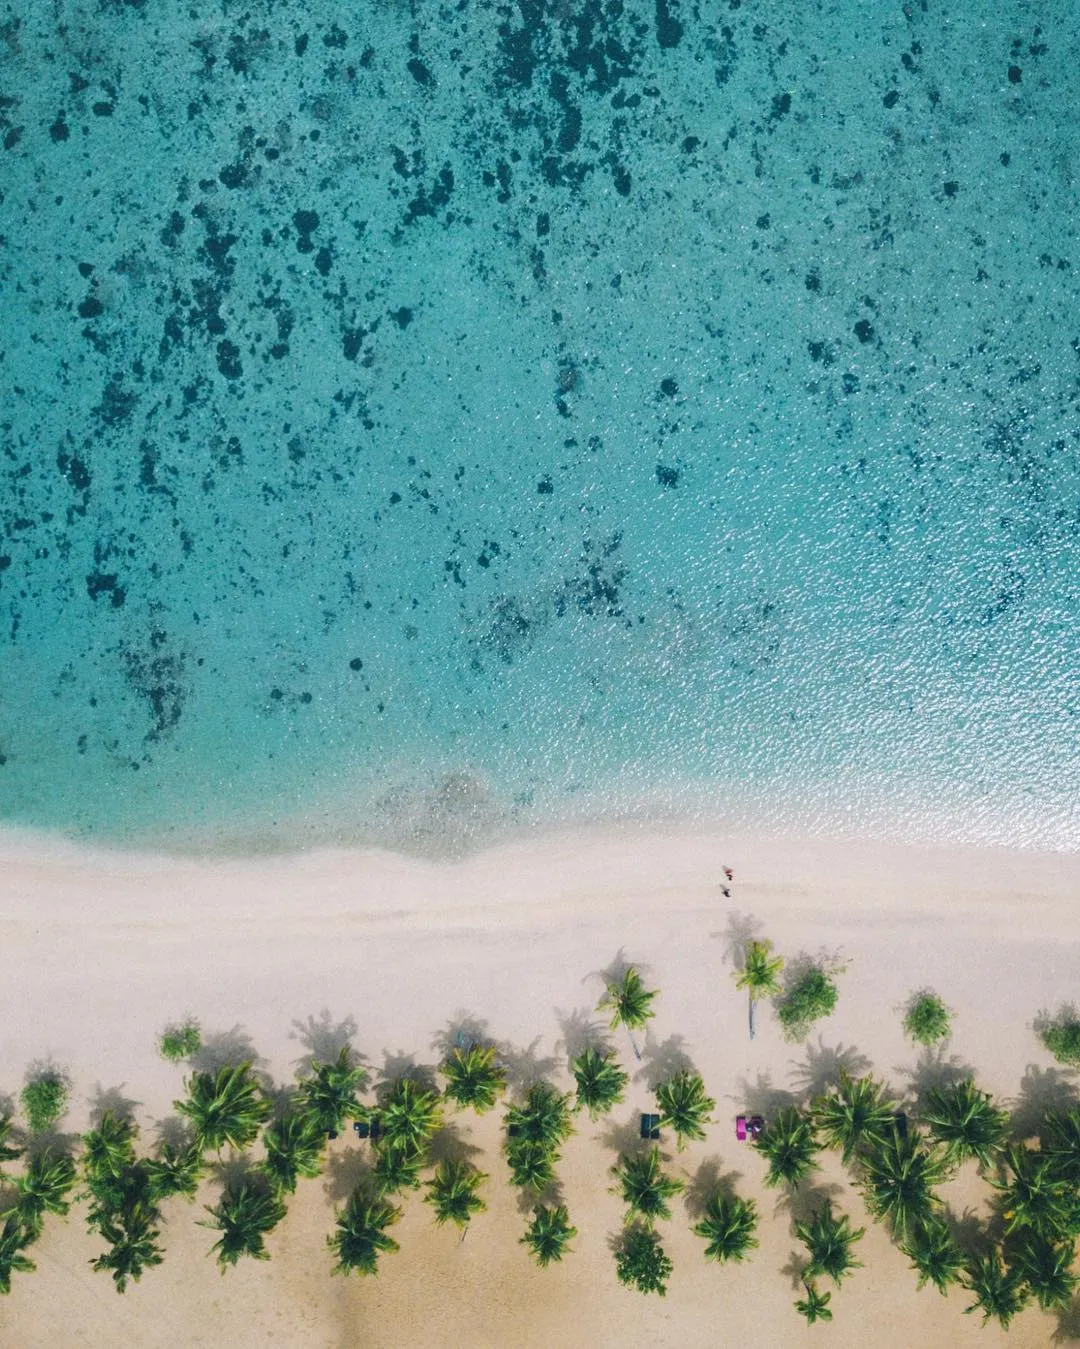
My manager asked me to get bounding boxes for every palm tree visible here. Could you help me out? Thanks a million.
[569,1048,628,1120]
[922,1077,1009,1170]
[1040,1106,1080,1185]
[505,1139,557,1193]
[297,1048,367,1135]
[0,1115,23,1169]
[145,1141,204,1203]
[378,1078,443,1158]
[440,1045,506,1115]
[993,1144,1077,1241]
[505,1082,574,1152]
[902,1218,964,1295]
[655,1071,715,1151]
[176,1063,271,1154]
[962,1248,1029,1329]
[794,1199,865,1285]
[598,967,657,1060]
[202,1178,287,1270]
[756,1107,820,1190]
[611,1147,685,1225]
[90,1203,164,1292]
[794,1281,833,1324]
[328,1190,401,1277]
[1011,1233,1078,1311]
[15,1149,78,1237]
[82,1112,138,1192]
[734,939,784,1040]
[372,1141,425,1196]
[520,1204,577,1267]
[0,1214,36,1295]
[692,1192,758,1264]
[858,1129,948,1241]
[614,1223,673,1296]
[261,1110,326,1195]
[812,1072,896,1166]
[424,1159,487,1232]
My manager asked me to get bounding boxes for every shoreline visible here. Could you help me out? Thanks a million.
[3,821,1077,1345]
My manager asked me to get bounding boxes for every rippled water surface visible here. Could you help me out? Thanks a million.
[1,2,1078,851]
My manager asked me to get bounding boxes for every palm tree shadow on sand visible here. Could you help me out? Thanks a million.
[894,1047,977,1113]
[554,1007,611,1062]
[716,911,763,969]
[734,1071,798,1119]
[774,1178,845,1229]
[374,1052,439,1097]
[87,1083,141,1126]
[288,1011,360,1074]
[189,1025,263,1074]
[636,1032,695,1091]
[1008,1063,1080,1141]
[430,1012,493,1060]
[493,1037,560,1091]
[787,1039,873,1105]
[682,1156,744,1221]
[323,1143,373,1206]
[1052,1294,1080,1344]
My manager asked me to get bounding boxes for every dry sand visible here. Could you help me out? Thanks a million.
[1,823,1078,1348]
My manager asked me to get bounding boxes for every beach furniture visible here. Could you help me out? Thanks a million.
[736,1115,747,1140]
[640,1113,661,1140]
[353,1120,369,1138]
[736,1114,764,1141]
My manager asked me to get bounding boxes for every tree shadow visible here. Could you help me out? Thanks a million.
[682,1155,744,1220]
[24,1126,82,1161]
[941,1204,993,1259]
[894,1047,976,1113]
[636,1032,694,1091]
[1052,1294,1080,1343]
[87,1084,141,1127]
[259,1077,301,1121]
[599,1109,657,1159]
[430,1012,493,1061]
[554,1007,611,1062]
[1009,1063,1080,1141]
[717,910,763,970]
[189,1025,263,1073]
[513,1172,566,1216]
[323,1144,373,1206]
[788,1039,873,1104]
[780,1247,811,1291]
[288,1010,360,1074]
[151,1114,196,1150]
[426,1121,484,1168]
[774,1178,845,1228]
[206,1151,258,1191]
[493,1037,560,1090]
[734,1072,798,1119]
[374,1052,439,1097]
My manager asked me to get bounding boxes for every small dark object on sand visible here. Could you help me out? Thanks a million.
[723,866,734,881]
[720,886,731,898]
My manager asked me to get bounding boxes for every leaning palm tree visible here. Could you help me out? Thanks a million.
[813,1071,896,1166]
[734,939,784,1040]
[756,1107,820,1190]
[424,1159,487,1232]
[14,1148,78,1237]
[692,1192,759,1264]
[520,1204,577,1267]
[90,1203,164,1293]
[655,1071,715,1151]
[569,1048,628,1120]
[598,967,657,1060]
[962,1248,1029,1329]
[202,1177,287,1270]
[328,1190,401,1277]
[377,1078,442,1157]
[175,1063,271,1154]
[794,1199,865,1285]
[440,1045,506,1115]
[0,1213,36,1295]
[858,1129,948,1242]
[922,1077,1009,1170]
[505,1139,557,1193]
[794,1281,833,1324]
[505,1082,574,1152]
[611,1147,685,1226]
[1011,1233,1079,1311]
[261,1110,326,1195]
[901,1217,964,1295]
[992,1144,1076,1241]
[145,1140,204,1204]
[297,1048,368,1136]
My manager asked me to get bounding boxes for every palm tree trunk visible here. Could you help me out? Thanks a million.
[749,996,757,1041]
[627,1030,642,1063]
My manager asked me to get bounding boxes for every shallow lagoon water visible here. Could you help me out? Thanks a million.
[1,2,1078,852]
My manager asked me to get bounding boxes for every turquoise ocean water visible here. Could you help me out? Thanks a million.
[1,2,1078,853]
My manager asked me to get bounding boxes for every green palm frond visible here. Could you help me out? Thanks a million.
[794,1199,865,1285]
[505,1139,557,1192]
[962,1248,1029,1329]
[1011,1233,1078,1311]
[15,1149,78,1238]
[735,940,784,998]
[692,1192,759,1263]
[82,1112,138,1191]
[297,1048,367,1135]
[795,1281,833,1324]
[569,1048,628,1120]
[440,1045,506,1114]
[610,1147,684,1225]
[145,1141,204,1203]
[858,1129,947,1241]
[328,1191,400,1277]
[175,1064,271,1154]
[598,967,657,1034]
[614,1224,673,1296]
[901,1218,964,1294]
[372,1141,425,1196]
[201,1179,287,1270]
[504,1082,574,1152]
[755,1107,820,1190]
[655,1070,715,1150]
[520,1204,577,1267]
[922,1077,1009,1169]
[0,1213,37,1295]
[424,1159,487,1230]
[812,1072,896,1166]
[378,1079,442,1157]
[261,1110,326,1195]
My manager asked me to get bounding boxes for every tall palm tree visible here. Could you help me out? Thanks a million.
[202,1178,287,1270]
[424,1159,487,1232]
[520,1204,577,1267]
[378,1078,443,1158]
[261,1110,326,1195]
[297,1048,367,1135]
[858,1129,948,1241]
[692,1192,759,1264]
[0,1214,36,1295]
[734,939,784,1040]
[610,1147,685,1225]
[922,1078,1009,1170]
[993,1144,1077,1241]
[655,1071,715,1151]
[812,1072,896,1166]
[15,1149,78,1237]
[328,1190,401,1277]
[176,1064,271,1154]
[598,967,657,1060]
[794,1199,865,1285]
[505,1082,574,1152]
[569,1048,628,1120]
[1011,1233,1078,1311]
[145,1140,204,1203]
[90,1202,164,1292]
[962,1248,1029,1329]
[794,1281,833,1324]
[614,1223,673,1296]
[505,1139,557,1193]
[755,1107,820,1190]
[901,1217,964,1295]
[440,1045,506,1115]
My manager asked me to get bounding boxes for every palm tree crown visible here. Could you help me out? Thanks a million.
[858,1128,948,1241]
[328,1190,401,1277]
[610,1147,684,1225]
[756,1107,820,1190]
[795,1281,833,1324]
[176,1063,271,1154]
[692,1192,759,1264]
[424,1159,487,1230]
[901,1218,964,1295]
[0,1214,36,1295]
[261,1109,326,1195]
[520,1204,577,1267]
[297,1048,367,1135]
[569,1048,628,1120]
[378,1078,443,1158]
[15,1149,78,1238]
[655,1071,715,1151]
[735,939,784,1039]
[922,1077,1009,1170]
[962,1248,1029,1329]
[992,1144,1078,1242]
[794,1199,865,1285]
[440,1045,506,1114]
[614,1224,673,1296]
[202,1178,287,1270]
[813,1071,896,1166]
[598,967,657,1034]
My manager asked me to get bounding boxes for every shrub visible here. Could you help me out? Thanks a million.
[776,964,842,1042]
[1036,1008,1080,1069]
[158,1020,202,1063]
[21,1070,70,1134]
[903,991,951,1047]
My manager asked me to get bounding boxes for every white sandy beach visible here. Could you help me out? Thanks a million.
[1,824,1078,1348]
